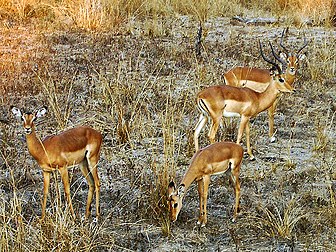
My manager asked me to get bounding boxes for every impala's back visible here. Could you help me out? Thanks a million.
[224,66,272,93]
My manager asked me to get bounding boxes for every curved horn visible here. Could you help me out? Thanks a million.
[279,28,290,54]
[297,34,309,55]
[268,41,287,72]
[259,40,282,74]
[269,41,286,67]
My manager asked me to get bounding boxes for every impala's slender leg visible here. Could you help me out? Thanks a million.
[236,116,249,145]
[79,160,94,218]
[201,175,210,226]
[197,178,204,225]
[230,162,241,222]
[268,98,279,143]
[208,115,221,144]
[41,171,51,219]
[237,116,255,160]
[197,176,211,226]
[236,116,248,144]
[88,155,101,219]
[194,114,207,152]
[59,167,75,218]
[244,120,255,160]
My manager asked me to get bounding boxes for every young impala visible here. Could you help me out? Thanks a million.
[194,41,294,160]
[224,29,308,142]
[168,141,243,227]
[12,106,102,220]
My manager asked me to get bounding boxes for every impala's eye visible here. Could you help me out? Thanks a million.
[173,203,178,208]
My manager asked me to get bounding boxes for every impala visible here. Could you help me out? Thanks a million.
[168,141,243,226]
[224,29,308,142]
[194,41,294,160]
[12,106,102,220]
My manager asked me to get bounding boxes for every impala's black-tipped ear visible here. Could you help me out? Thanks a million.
[168,181,175,188]
[298,53,306,61]
[269,66,276,76]
[177,184,185,196]
[11,106,22,119]
[168,181,176,197]
[35,107,47,118]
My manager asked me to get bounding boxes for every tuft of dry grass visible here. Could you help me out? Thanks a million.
[38,72,73,130]
[249,196,309,240]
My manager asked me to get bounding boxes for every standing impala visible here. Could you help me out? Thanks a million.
[224,29,308,142]
[12,106,102,220]
[168,142,243,227]
[194,41,294,160]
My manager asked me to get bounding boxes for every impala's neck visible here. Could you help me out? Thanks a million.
[284,72,296,86]
[255,80,281,112]
[26,128,46,163]
[179,165,200,196]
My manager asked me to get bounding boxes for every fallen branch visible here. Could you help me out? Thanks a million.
[232,16,278,25]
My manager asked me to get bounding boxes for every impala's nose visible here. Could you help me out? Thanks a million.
[24,127,32,134]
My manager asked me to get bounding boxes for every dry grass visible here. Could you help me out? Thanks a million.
[0,0,335,31]
[0,0,335,251]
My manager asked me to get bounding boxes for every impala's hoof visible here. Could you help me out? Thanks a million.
[270,136,276,143]
[197,220,206,227]
[249,155,256,161]
[231,217,236,223]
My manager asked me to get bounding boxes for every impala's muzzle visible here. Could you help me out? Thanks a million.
[24,127,32,134]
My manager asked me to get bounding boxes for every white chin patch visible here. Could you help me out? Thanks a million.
[24,128,32,134]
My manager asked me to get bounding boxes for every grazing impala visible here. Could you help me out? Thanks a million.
[12,106,102,220]
[168,142,243,226]
[194,41,294,160]
[224,29,308,142]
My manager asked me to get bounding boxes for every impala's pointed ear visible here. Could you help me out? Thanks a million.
[35,107,47,118]
[11,106,22,119]
[269,67,276,77]
[279,52,287,61]
[168,181,176,197]
[298,53,306,61]
[177,184,185,196]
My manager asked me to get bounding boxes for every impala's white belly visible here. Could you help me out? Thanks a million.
[205,160,231,175]
[61,149,85,165]
[223,111,241,118]
[212,170,227,176]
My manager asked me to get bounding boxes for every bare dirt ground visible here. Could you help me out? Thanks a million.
[0,16,336,251]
